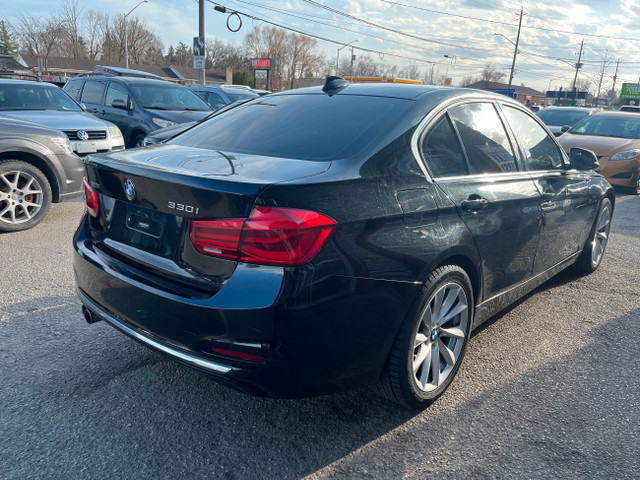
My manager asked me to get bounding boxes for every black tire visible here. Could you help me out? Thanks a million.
[130,132,146,148]
[374,265,474,408]
[577,198,612,273]
[0,160,52,233]
[632,176,640,195]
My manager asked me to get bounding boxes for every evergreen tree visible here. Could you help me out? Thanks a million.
[0,20,17,56]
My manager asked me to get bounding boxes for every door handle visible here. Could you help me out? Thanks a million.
[461,196,489,212]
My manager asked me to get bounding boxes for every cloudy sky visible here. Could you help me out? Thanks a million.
[6,0,640,93]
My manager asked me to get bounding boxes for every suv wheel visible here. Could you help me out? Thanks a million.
[0,160,52,232]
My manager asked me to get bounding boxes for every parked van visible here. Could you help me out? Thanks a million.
[64,76,212,147]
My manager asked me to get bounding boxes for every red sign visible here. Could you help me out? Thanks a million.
[250,58,274,70]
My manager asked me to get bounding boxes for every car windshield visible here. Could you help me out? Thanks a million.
[0,83,82,111]
[172,94,412,161]
[569,115,640,139]
[129,84,211,111]
[536,109,590,126]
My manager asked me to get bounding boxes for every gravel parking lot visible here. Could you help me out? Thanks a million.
[1,194,639,479]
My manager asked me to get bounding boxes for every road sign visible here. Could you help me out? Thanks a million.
[193,56,205,69]
[193,36,205,57]
[444,78,452,86]
[621,83,640,100]
[254,70,268,79]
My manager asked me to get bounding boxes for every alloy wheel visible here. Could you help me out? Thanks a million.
[0,170,44,225]
[412,282,470,392]
[591,205,610,266]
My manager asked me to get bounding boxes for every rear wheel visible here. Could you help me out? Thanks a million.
[578,198,611,273]
[0,160,52,233]
[375,265,473,408]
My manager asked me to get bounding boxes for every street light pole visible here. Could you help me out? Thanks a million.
[336,40,358,76]
[124,0,149,69]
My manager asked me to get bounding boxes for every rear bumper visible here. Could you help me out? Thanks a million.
[73,216,420,397]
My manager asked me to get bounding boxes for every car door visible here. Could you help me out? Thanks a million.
[79,79,107,115]
[500,104,596,274]
[101,81,135,140]
[421,102,541,300]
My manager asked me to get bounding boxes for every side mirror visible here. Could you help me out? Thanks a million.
[111,99,127,110]
[561,125,571,133]
[570,147,599,171]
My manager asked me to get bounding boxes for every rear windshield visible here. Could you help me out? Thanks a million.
[536,108,590,127]
[224,91,259,102]
[171,94,412,160]
[129,83,211,111]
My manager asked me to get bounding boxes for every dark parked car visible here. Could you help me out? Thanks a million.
[74,81,614,407]
[187,84,259,110]
[63,76,212,148]
[0,115,84,232]
[536,106,595,137]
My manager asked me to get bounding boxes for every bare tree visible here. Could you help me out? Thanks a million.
[479,63,506,83]
[594,49,614,106]
[83,10,108,60]
[60,0,84,58]
[15,14,65,69]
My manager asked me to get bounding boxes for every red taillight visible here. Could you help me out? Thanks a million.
[83,177,99,217]
[190,206,336,266]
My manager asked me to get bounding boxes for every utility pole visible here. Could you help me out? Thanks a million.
[570,40,584,106]
[350,45,356,82]
[610,58,620,107]
[508,6,523,88]
[199,0,205,85]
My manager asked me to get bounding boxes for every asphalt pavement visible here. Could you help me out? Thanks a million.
[1,195,639,479]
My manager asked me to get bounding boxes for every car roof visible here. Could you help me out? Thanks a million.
[84,76,179,86]
[589,111,640,117]
[539,106,593,112]
[276,83,514,102]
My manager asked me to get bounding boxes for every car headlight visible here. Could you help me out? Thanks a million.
[610,149,640,161]
[108,125,123,138]
[51,136,74,155]
[152,118,177,128]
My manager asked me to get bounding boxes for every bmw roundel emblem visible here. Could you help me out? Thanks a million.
[77,130,89,141]
[124,178,136,200]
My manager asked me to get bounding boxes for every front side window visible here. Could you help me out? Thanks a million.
[503,106,565,170]
[421,114,469,177]
[81,80,107,105]
[448,103,518,174]
[105,82,129,107]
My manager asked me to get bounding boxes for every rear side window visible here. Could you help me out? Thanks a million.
[172,94,412,161]
[105,82,129,107]
[503,106,564,170]
[449,103,518,174]
[81,80,107,105]
[64,79,84,100]
[205,91,226,108]
[421,115,469,177]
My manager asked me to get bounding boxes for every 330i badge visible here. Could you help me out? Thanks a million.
[74,78,614,407]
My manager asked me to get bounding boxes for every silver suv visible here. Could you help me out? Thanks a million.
[0,80,125,156]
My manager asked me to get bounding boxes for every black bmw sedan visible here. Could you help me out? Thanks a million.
[74,79,614,407]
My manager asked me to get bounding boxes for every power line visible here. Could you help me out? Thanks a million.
[380,0,640,42]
